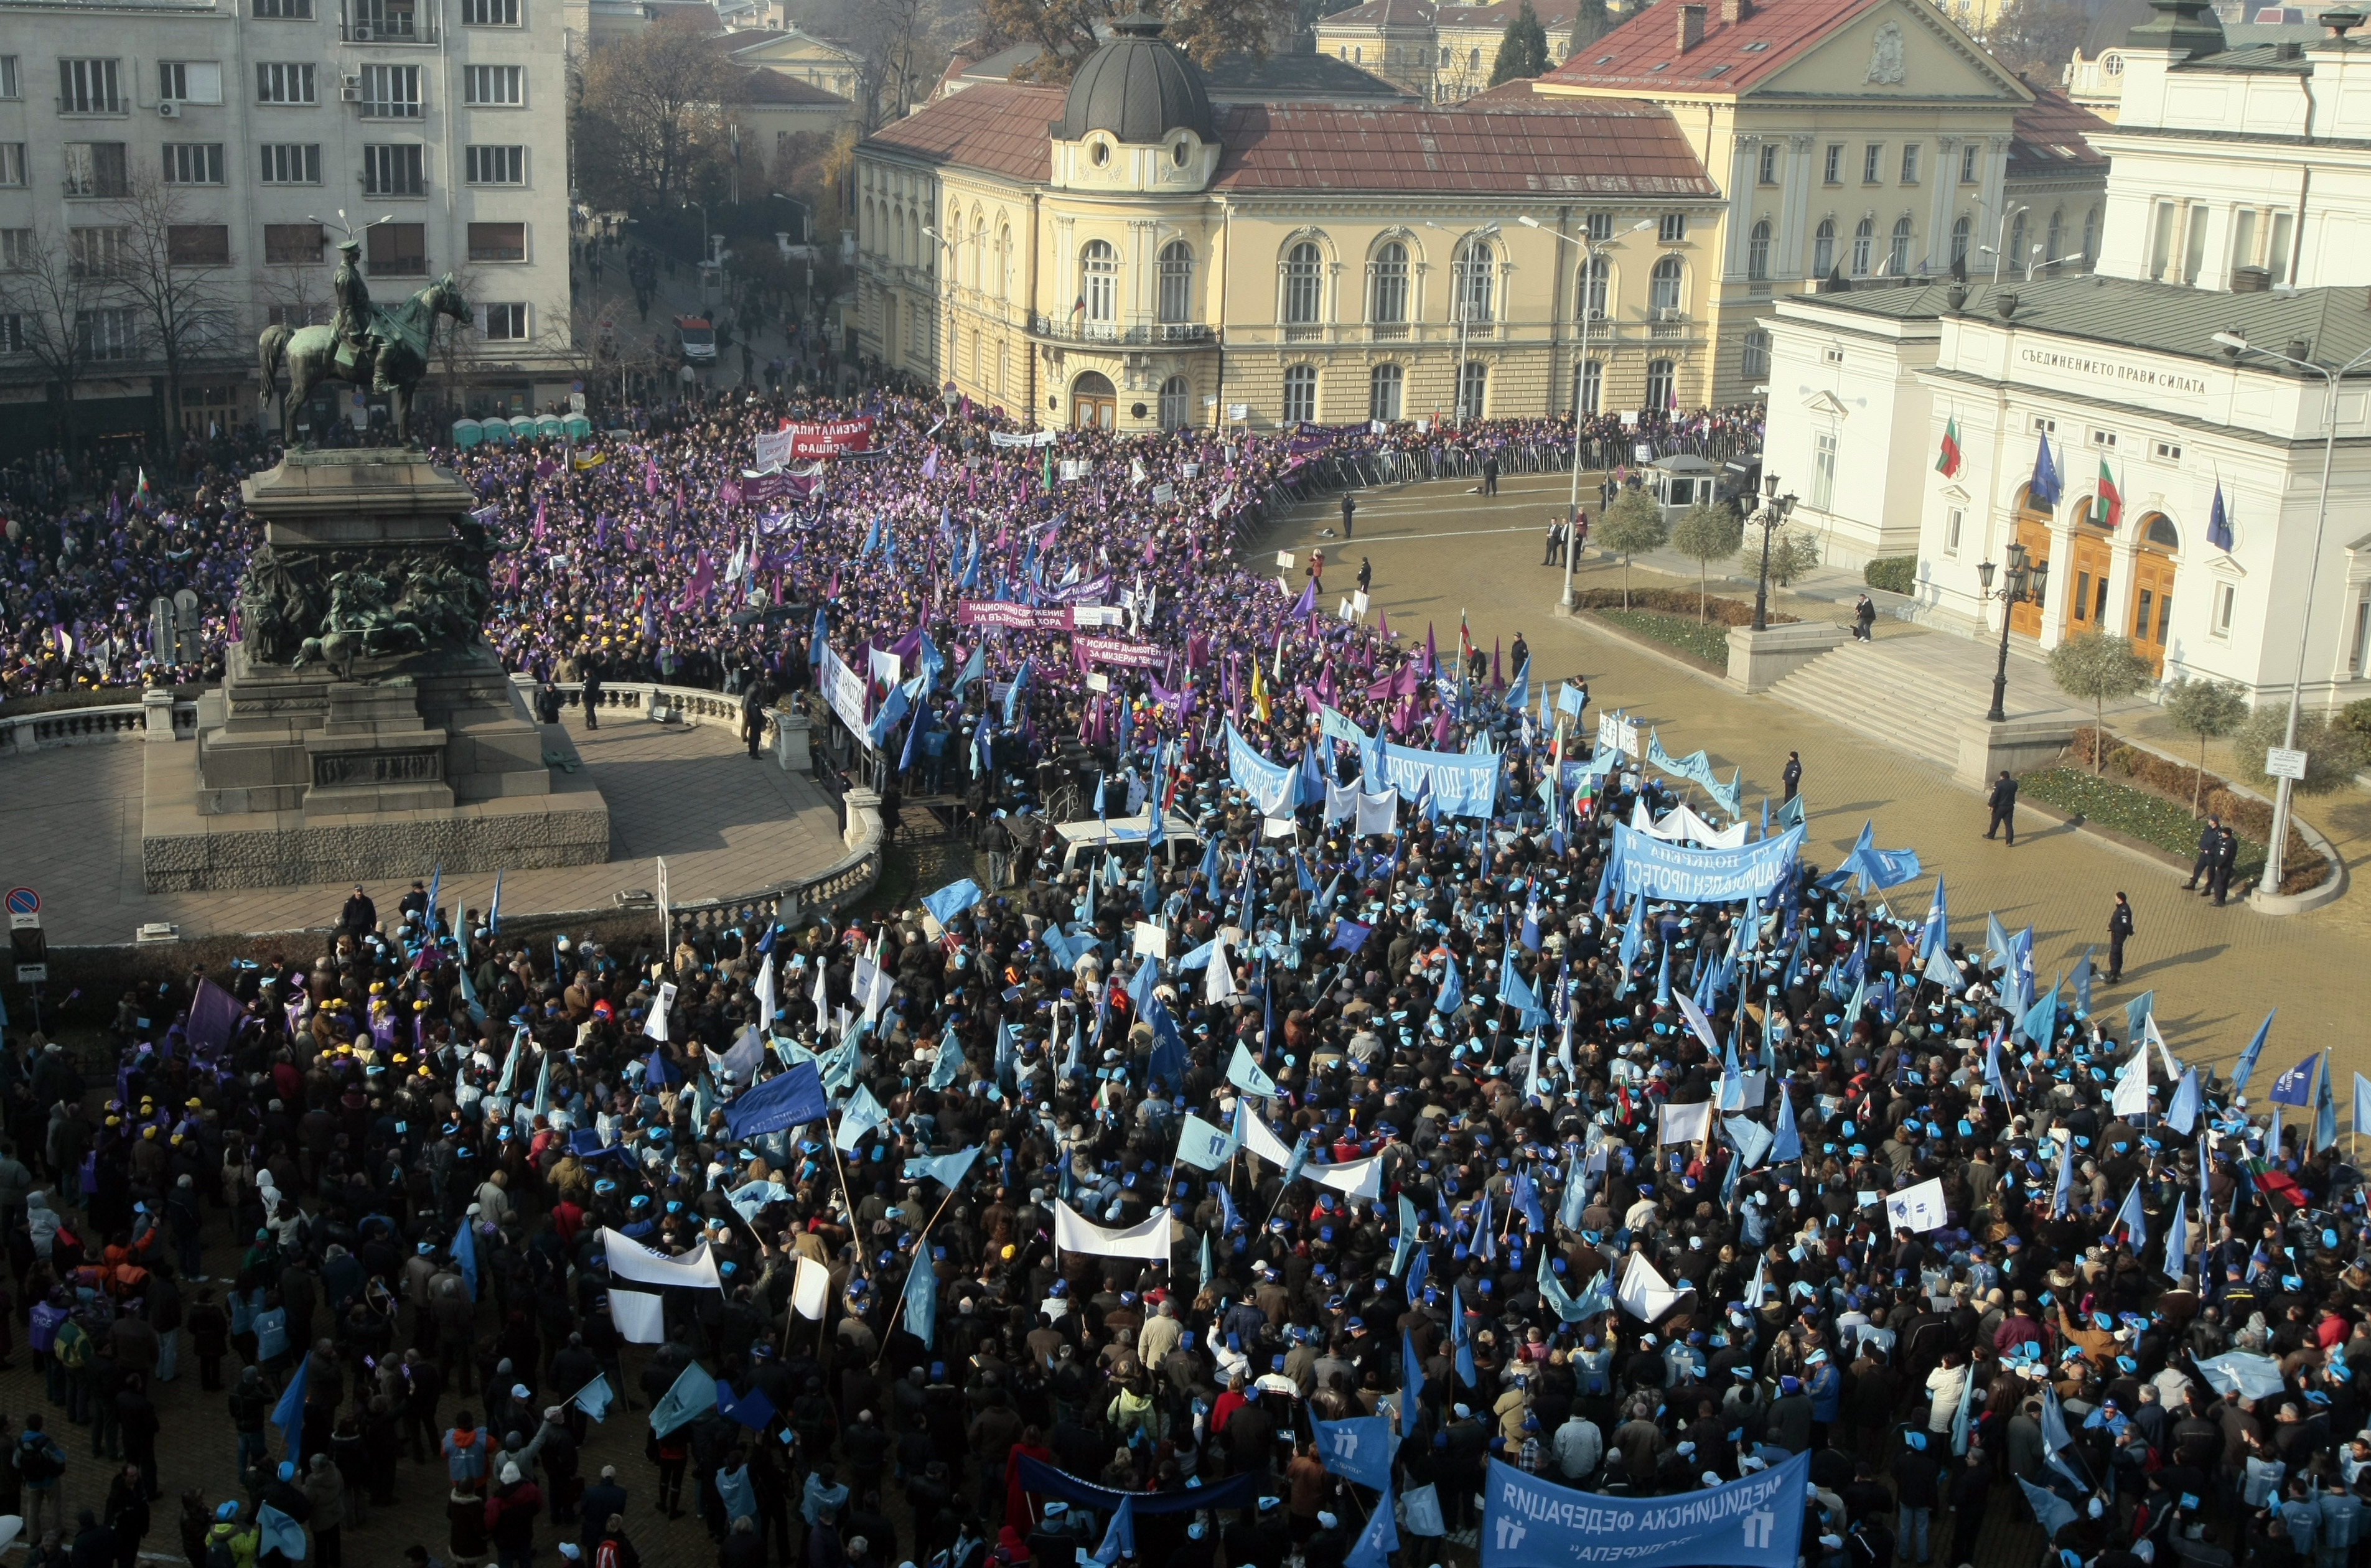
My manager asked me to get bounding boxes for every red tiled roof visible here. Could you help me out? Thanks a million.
[865,78,1715,195]
[865,82,1064,180]
[1540,0,1883,95]
[2008,85,2110,171]
[1210,97,1716,193]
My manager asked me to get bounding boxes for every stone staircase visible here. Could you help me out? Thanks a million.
[1765,637,1991,770]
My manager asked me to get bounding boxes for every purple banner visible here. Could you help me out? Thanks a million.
[1073,635,1167,670]
[1044,573,1115,604]
[957,601,1075,631]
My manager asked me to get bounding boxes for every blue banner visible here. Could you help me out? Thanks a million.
[1374,741,1499,818]
[1227,721,1295,814]
[1609,823,1803,903]
[1482,1452,1808,1568]
[1317,704,1370,747]
[722,1060,828,1139]
[1016,1456,1259,1517]
[1313,1414,1398,1490]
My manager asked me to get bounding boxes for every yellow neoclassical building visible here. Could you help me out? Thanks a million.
[1530,0,2039,399]
[852,19,1730,431]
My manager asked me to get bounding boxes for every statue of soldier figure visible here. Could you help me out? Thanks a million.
[256,224,472,446]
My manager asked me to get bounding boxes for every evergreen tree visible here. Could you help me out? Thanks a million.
[1567,0,1610,57]
[1490,0,1552,83]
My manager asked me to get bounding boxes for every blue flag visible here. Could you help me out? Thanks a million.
[1449,1284,1476,1386]
[573,1374,614,1423]
[1770,1081,1801,1163]
[256,1505,307,1562]
[1092,1496,1135,1567]
[1401,1330,1425,1422]
[1345,1485,1400,1568]
[2166,1068,2201,1135]
[2231,1010,2275,1094]
[2268,1052,2318,1107]
[904,1145,983,1189]
[716,1382,777,1429]
[2107,1178,2148,1255]
[452,1215,478,1300]
[650,1361,718,1437]
[2123,989,2155,1041]
[903,1251,938,1350]
[1435,954,1464,1015]
[270,1351,308,1452]
[1314,1414,1399,1490]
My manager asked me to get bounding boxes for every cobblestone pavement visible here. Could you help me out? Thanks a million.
[6,714,848,948]
[1270,469,2371,1081]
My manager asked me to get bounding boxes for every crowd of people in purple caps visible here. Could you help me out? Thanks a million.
[0,386,2355,1568]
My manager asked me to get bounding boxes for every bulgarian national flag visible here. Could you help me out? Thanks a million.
[2095,459,2122,528]
[1935,417,1962,477]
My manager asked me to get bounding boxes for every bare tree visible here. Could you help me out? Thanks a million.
[573,16,737,209]
[848,0,937,131]
[0,223,121,462]
[985,0,1290,81]
[108,177,242,436]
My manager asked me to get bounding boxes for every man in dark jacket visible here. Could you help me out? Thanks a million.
[337,887,376,938]
[578,1469,627,1562]
[2207,821,2240,905]
[2107,892,2136,982]
[2184,814,2224,892]
[1984,770,2018,845]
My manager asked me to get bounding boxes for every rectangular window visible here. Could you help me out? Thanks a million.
[0,145,22,187]
[158,62,223,103]
[464,144,525,184]
[2231,207,2258,276]
[467,221,525,261]
[1584,211,1611,241]
[479,302,528,338]
[58,60,123,114]
[2031,415,2056,434]
[2269,210,2296,283]
[2074,571,2091,623]
[362,143,425,195]
[0,314,22,354]
[1812,430,1836,511]
[2213,581,2235,639]
[362,64,421,116]
[264,222,323,263]
[2148,201,2176,280]
[1823,142,1841,184]
[1899,143,1919,183]
[1823,346,1844,365]
[462,64,522,105]
[2090,429,2116,449]
[463,0,520,22]
[167,224,230,265]
[1658,213,1685,243]
[1758,144,1778,184]
[266,302,326,327]
[1945,506,1963,556]
[259,142,320,183]
[256,63,316,103]
[365,220,426,275]
[162,143,225,185]
[1863,142,1882,183]
[2354,594,2371,673]
[1961,144,1978,183]
[253,0,315,16]
[0,230,32,271]
[77,305,138,358]
[2182,202,2209,285]
[2154,441,2182,461]
[0,57,17,99]
[62,142,129,197]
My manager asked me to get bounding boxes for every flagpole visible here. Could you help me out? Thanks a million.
[869,1177,968,1366]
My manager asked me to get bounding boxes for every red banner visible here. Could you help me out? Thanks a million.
[787,418,874,458]
[956,601,1073,631]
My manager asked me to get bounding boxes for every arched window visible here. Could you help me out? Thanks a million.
[1813,218,1836,277]
[1284,241,1323,325]
[1283,364,1317,424]
[1741,329,1770,383]
[2082,205,2100,263]
[2046,208,2064,268]
[1368,362,1403,421]
[1889,216,1912,276]
[1747,220,1771,281]
[1457,241,1494,323]
[1370,241,1409,325]
[1158,240,1194,323]
[1644,358,1675,410]
[998,225,1012,299]
[2008,211,2027,275]
[1649,254,1683,312]
[1158,374,1190,429]
[1950,215,1971,269]
[1456,361,1486,421]
[1574,255,1607,319]
[2146,515,2180,550]
[970,213,985,290]
[1573,360,1602,415]
[1851,218,1874,276]
[1082,239,1117,324]
[1469,47,1480,67]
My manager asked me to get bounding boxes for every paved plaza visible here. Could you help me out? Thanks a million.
[1270,469,2371,1079]
[4,716,849,948]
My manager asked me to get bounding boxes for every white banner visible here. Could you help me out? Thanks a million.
[1054,1202,1174,1260]
[1884,1177,1948,1234]
[1242,1114,1296,1168]
[1355,789,1400,837]
[610,1290,666,1343]
[601,1228,724,1289]
[988,428,1059,448]
[1310,1153,1383,1201]
[1658,1099,1713,1146]
[754,427,793,470]
[792,1256,831,1320]
[1616,1252,1682,1321]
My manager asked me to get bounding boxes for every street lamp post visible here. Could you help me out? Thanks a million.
[1747,472,1797,632]
[2209,329,2371,897]
[1427,220,1499,427]
[1519,215,1652,608]
[1974,542,2049,723]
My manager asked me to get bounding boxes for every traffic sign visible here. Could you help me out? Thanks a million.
[3,887,37,916]
[2266,745,2309,782]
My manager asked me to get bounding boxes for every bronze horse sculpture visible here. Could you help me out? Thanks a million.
[257,273,471,446]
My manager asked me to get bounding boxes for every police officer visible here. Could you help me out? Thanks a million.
[2184,814,2224,892]
[2208,819,2240,905]
[1781,751,1802,803]
[2107,891,2135,983]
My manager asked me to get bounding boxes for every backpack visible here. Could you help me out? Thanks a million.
[205,1539,236,1568]
[53,1323,89,1372]
[16,1440,62,1483]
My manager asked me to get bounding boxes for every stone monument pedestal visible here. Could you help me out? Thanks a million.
[141,448,609,891]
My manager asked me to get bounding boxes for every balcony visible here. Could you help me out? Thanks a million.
[344,17,439,40]
[1029,315,1214,346]
[63,177,130,198]
[1369,323,1409,340]
[361,179,429,198]
[1283,324,1322,342]
[1650,311,1689,338]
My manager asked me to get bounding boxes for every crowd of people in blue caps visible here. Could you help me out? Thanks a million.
[12,388,2350,1568]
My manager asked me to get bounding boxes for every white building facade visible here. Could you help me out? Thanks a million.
[1765,272,2371,709]
[0,0,574,450]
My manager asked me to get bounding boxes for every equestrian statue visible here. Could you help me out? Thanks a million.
[256,233,472,446]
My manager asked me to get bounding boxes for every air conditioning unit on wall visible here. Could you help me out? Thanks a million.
[157,100,180,116]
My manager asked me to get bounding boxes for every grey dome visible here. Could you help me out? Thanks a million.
[1058,14,1215,144]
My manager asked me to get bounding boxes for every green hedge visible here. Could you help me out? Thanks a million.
[1591,609,1735,666]
[1864,556,1917,595]
[2018,767,2269,884]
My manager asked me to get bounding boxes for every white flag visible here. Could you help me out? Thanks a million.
[1884,1177,1948,1234]
[642,982,677,1042]
[2111,1041,2150,1118]
[791,1256,831,1320]
[1616,1253,1681,1322]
